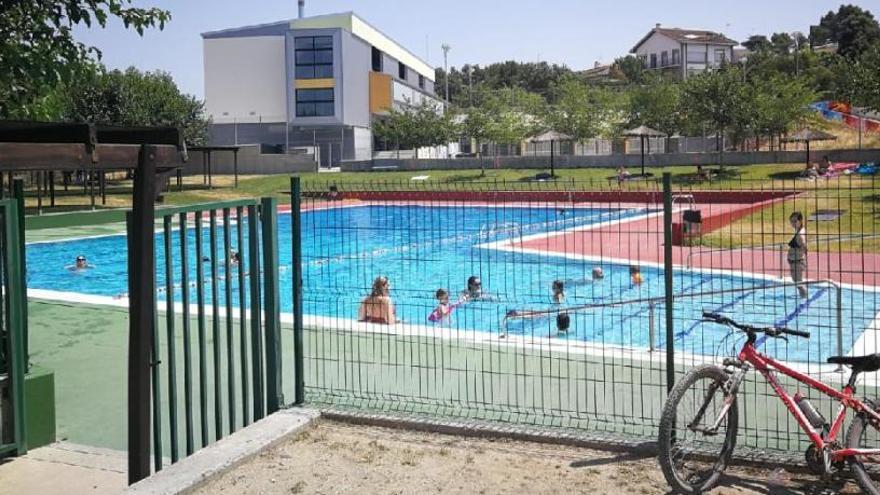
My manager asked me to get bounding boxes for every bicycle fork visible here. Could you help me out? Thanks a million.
[688,360,750,435]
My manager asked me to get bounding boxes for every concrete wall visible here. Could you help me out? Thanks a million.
[204,36,287,122]
[341,148,880,172]
[185,145,317,175]
[341,30,372,128]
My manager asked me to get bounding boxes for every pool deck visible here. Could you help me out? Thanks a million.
[512,202,880,287]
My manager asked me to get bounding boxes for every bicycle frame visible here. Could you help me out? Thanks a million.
[739,339,880,462]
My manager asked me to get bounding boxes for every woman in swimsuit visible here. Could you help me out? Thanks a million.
[788,212,808,298]
[358,276,397,324]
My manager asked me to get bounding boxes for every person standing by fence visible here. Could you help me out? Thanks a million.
[788,212,808,298]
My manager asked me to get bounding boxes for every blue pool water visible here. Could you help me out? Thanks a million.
[26,205,880,363]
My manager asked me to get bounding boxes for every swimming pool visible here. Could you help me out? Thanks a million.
[25,204,880,363]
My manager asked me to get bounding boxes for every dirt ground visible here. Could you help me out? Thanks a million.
[196,420,862,495]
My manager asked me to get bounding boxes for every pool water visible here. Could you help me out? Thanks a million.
[26,204,880,363]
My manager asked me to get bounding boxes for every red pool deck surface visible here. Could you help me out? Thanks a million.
[513,202,880,287]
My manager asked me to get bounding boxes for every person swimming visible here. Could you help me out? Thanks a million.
[592,266,604,280]
[630,265,644,285]
[552,280,565,304]
[428,288,466,323]
[67,255,94,271]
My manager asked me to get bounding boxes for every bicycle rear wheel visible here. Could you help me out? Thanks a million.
[846,411,880,494]
[658,365,738,494]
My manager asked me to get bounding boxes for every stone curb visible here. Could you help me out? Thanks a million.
[124,407,319,494]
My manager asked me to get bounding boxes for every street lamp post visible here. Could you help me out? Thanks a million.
[792,31,802,77]
[441,44,451,110]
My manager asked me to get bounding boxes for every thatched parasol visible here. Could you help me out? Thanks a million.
[528,131,574,178]
[622,126,666,175]
[781,129,837,167]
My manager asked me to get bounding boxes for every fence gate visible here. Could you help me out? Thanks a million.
[0,199,27,458]
[127,151,285,484]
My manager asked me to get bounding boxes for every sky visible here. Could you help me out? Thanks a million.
[73,0,865,99]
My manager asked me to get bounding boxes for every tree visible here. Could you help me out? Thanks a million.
[628,76,683,147]
[743,35,772,53]
[480,87,547,148]
[60,66,209,145]
[770,32,794,55]
[549,79,627,142]
[813,5,880,59]
[850,45,880,112]
[0,0,171,119]
[612,55,646,84]
[680,67,750,166]
[373,99,456,153]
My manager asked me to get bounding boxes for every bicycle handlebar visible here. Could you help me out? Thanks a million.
[701,312,810,339]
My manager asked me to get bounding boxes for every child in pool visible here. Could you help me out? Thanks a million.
[428,288,465,323]
[630,265,644,285]
[552,280,565,304]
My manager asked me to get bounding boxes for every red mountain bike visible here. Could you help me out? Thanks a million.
[658,312,880,494]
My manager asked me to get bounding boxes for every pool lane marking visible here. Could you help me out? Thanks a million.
[755,287,828,347]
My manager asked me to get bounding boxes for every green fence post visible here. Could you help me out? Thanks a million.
[247,205,264,420]
[12,180,27,368]
[662,172,675,394]
[260,197,283,412]
[291,177,304,405]
[5,200,27,456]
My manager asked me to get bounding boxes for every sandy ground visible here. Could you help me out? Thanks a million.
[196,420,862,495]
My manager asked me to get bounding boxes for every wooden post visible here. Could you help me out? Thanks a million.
[127,145,157,485]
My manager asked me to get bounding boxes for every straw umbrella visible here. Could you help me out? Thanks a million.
[781,128,837,168]
[622,125,666,176]
[528,130,573,178]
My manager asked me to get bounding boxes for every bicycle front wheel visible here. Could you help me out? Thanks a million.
[658,365,738,494]
[846,410,880,494]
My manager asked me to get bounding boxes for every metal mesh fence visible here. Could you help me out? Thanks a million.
[293,171,880,453]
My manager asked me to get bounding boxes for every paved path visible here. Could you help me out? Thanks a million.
[0,442,126,495]
[517,202,880,287]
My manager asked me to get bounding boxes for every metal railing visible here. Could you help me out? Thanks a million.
[0,199,27,458]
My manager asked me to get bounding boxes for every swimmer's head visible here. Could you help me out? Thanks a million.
[592,267,604,280]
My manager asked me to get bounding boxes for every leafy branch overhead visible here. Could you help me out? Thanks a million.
[0,0,171,119]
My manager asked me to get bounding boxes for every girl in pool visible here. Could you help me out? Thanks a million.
[630,265,644,286]
[788,212,808,298]
[358,276,397,324]
[428,288,466,323]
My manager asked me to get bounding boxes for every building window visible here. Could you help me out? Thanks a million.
[418,74,425,89]
[294,36,333,79]
[371,47,383,72]
[714,48,727,65]
[638,54,648,67]
[398,62,407,80]
[649,54,657,68]
[661,51,668,66]
[295,88,334,117]
[671,49,680,65]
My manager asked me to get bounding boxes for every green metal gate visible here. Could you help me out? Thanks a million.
[0,199,27,458]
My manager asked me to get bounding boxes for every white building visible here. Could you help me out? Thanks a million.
[630,24,738,79]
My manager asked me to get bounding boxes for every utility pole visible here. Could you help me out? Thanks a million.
[441,43,451,110]
[792,31,802,77]
[467,65,473,107]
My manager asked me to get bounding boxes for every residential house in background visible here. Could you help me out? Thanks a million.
[630,24,738,79]
[202,11,439,167]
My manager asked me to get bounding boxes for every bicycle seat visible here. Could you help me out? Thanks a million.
[827,354,880,373]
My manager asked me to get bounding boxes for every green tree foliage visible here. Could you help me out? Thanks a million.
[61,66,210,145]
[849,45,880,112]
[627,75,682,139]
[813,5,880,59]
[750,75,817,148]
[742,35,772,53]
[611,55,646,84]
[479,87,547,145]
[770,32,794,55]
[0,0,170,119]
[435,61,573,107]
[373,100,457,151]
[549,79,627,140]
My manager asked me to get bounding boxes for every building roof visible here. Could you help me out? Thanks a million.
[630,25,738,53]
[202,11,435,81]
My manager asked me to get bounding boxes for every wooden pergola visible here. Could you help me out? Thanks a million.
[0,121,187,211]
[188,145,241,189]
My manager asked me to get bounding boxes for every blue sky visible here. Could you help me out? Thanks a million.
[74,0,860,98]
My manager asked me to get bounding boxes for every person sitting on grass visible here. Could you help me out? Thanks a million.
[696,165,712,182]
[617,165,631,185]
[67,255,95,271]
[801,161,819,181]
[552,280,566,304]
[358,276,397,324]
[818,156,832,176]
[630,265,644,286]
